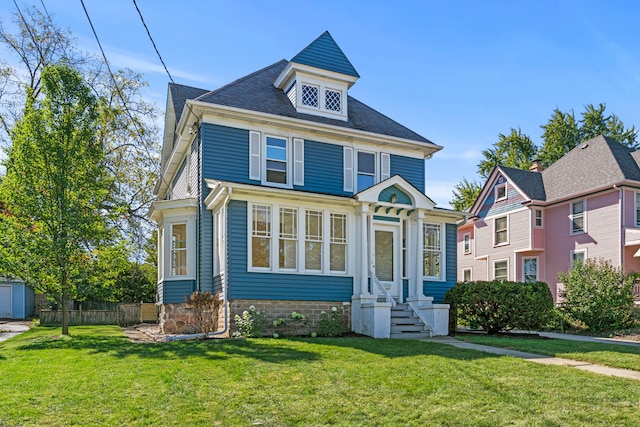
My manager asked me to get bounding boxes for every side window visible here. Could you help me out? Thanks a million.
[265,136,288,185]
[523,258,538,283]
[170,223,187,276]
[570,200,585,234]
[494,216,508,246]
[534,209,543,228]
[463,233,471,254]
[356,151,376,192]
[494,259,508,281]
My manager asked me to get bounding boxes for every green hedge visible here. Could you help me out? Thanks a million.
[445,281,554,334]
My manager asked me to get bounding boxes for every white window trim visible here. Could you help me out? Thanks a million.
[495,182,507,202]
[534,209,543,228]
[356,150,377,193]
[262,134,292,189]
[570,199,586,235]
[570,249,587,269]
[493,258,509,281]
[247,201,350,276]
[522,256,539,283]
[295,75,348,120]
[494,216,509,247]
[162,217,196,280]
[462,267,472,282]
[423,222,445,282]
[463,232,471,255]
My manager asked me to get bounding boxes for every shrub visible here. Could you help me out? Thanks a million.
[272,311,310,337]
[185,291,222,334]
[233,306,267,338]
[558,259,636,332]
[445,280,554,334]
[316,306,349,337]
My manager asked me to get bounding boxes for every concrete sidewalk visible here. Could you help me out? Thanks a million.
[426,336,640,381]
[0,321,30,343]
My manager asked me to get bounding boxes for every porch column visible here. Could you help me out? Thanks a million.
[414,211,425,297]
[359,203,370,295]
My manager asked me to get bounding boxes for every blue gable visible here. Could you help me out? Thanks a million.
[290,31,360,78]
[378,185,412,204]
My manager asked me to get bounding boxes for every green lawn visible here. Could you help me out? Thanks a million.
[1,327,639,426]
[457,334,640,372]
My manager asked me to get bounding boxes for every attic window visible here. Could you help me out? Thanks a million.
[325,89,341,112]
[301,84,319,108]
[495,183,507,201]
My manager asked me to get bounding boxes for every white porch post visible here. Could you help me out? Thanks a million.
[414,211,425,297]
[359,203,370,295]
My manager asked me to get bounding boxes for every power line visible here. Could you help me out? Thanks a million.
[132,0,175,85]
[78,0,177,200]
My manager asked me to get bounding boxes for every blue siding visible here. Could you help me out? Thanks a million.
[423,223,457,303]
[290,31,359,78]
[163,279,196,304]
[378,185,412,204]
[296,140,350,196]
[12,283,24,319]
[390,155,424,193]
[227,200,353,301]
[477,175,527,219]
[201,124,255,184]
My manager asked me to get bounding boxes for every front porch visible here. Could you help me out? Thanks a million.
[350,176,464,338]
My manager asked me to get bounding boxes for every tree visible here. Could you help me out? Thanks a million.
[0,5,159,261]
[0,64,113,334]
[477,128,537,179]
[538,103,637,167]
[450,178,482,212]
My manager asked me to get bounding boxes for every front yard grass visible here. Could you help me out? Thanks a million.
[457,334,640,372]
[1,326,639,426]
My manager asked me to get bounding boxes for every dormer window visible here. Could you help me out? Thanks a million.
[302,84,319,108]
[325,89,341,112]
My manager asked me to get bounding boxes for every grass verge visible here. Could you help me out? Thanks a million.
[0,326,639,426]
[457,334,640,372]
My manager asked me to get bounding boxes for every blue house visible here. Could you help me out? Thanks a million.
[150,32,464,338]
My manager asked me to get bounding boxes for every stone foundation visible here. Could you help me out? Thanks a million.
[159,299,351,336]
[229,300,351,337]
[159,302,224,335]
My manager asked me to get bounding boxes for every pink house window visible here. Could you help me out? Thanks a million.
[570,200,585,234]
[494,216,508,246]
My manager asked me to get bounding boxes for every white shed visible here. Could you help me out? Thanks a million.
[0,278,35,319]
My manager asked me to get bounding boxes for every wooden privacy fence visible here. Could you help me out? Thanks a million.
[40,303,158,326]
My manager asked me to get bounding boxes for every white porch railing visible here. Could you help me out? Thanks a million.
[406,300,434,335]
[369,270,396,308]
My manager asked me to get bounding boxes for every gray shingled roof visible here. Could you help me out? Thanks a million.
[499,166,546,201]
[542,135,640,201]
[177,60,435,145]
[169,83,209,127]
[497,135,640,204]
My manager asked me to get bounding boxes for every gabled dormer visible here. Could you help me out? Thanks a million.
[273,31,359,121]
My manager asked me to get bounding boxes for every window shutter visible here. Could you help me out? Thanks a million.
[249,131,261,181]
[381,152,390,181]
[343,146,354,192]
[293,138,304,186]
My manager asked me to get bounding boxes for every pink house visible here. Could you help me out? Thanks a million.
[458,135,640,301]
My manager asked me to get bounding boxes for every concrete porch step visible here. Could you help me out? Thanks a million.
[390,332,431,339]
[391,324,425,333]
[392,316,424,325]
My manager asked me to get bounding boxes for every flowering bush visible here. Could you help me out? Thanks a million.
[233,306,266,338]
[316,306,349,337]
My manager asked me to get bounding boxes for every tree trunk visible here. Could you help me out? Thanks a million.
[61,272,69,335]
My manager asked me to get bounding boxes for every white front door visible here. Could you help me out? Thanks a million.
[0,285,12,318]
[373,223,400,299]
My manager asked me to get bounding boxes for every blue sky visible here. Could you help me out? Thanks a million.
[3,1,640,207]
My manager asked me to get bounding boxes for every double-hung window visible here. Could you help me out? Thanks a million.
[494,216,508,246]
[571,200,585,234]
[571,250,586,269]
[462,268,472,282]
[265,136,288,185]
[534,209,543,227]
[279,208,298,270]
[305,210,323,271]
[494,259,508,281]
[330,213,347,272]
[635,193,640,226]
[423,223,442,279]
[357,151,376,192]
[170,223,187,276]
[251,205,272,269]
[463,233,471,255]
